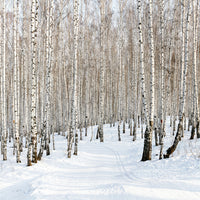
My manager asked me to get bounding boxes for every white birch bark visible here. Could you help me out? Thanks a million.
[83,0,89,137]
[27,0,38,165]
[190,0,199,139]
[149,0,155,125]
[23,1,31,149]
[133,52,138,141]
[99,0,105,142]
[195,0,200,138]
[47,0,54,155]
[179,0,186,138]
[40,0,50,160]
[13,0,21,163]
[73,0,79,154]
[138,0,149,127]
[138,0,152,161]
[159,0,165,159]
[129,26,134,137]
[2,0,7,161]
[39,0,53,159]
[0,3,3,153]
[68,0,79,157]
[181,1,191,120]
[58,12,63,135]
[117,0,123,142]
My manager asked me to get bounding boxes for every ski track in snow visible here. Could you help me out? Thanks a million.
[1,119,200,200]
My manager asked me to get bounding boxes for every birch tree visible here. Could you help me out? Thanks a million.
[27,0,39,166]
[149,0,155,140]
[73,0,79,154]
[67,0,79,157]
[98,0,105,142]
[138,0,152,161]
[2,0,7,161]
[159,0,165,159]
[13,0,21,163]
[190,0,199,139]
[0,4,2,150]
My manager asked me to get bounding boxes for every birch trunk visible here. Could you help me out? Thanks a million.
[133,55,138,141]
[137,0,151,161]
[117,0,123,142]
[0,5,2,150]
[68,0,79,157]
[23,2,30,149]
[129,24,134,136]
[46,0,54,156]
[148,0,155,148]
[0,4,2,145]
[149,0,155,133]
[27,0,38,165]
[159,0,165,159]
[190,0,199,139]
[179,0,185,119]
[99,0,105,142]
[13,0,21,163]
[2,0,7,161]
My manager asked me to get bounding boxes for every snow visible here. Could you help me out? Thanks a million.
[1,118,200,200]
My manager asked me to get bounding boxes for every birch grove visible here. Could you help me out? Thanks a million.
[0,0,200,165]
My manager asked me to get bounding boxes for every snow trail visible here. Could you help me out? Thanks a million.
[1,122,200,200]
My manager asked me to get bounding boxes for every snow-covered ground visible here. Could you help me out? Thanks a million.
[1,118,200,200]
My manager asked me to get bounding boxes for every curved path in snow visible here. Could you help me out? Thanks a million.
[1,124,200,200]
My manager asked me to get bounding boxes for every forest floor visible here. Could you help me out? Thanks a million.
[1,117,200,200]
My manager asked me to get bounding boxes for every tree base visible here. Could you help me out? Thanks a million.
[141,125,152,161]
[164,120,182,158]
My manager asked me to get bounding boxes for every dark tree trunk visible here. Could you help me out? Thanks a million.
[164,119,183,158]
[123,121,125,133]
[96,126,100,139]
[118,123,121,141]
[133,121,136,141]
[190,124,195,140]
[154,127,158,146]
[197,121,200,138]
[141,121,153,161]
